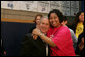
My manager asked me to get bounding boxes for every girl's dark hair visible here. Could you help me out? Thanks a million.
[63,16,68,21]
[34,14,43,24]
[48,9,64,23]
[74,11,84,27]
[78,31,84,45]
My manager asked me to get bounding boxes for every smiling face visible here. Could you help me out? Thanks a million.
[35,16,41,25]
[49,13,61,27]
[39,18,50,34]
[79,12,84,22]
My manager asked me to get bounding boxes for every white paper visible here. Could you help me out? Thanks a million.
[1,1,14,9]
[1,1,79,16]
[37,1,50,13]
[24,1,38,12]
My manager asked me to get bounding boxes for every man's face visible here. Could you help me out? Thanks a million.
[39,18,50,34]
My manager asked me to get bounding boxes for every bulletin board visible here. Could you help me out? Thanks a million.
[1,1,79,16]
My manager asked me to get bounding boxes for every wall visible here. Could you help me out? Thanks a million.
[1,8,48,56]
[81,1,84,11]
[1,22,35,56]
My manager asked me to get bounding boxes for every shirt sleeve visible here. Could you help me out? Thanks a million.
[69,29,78,43]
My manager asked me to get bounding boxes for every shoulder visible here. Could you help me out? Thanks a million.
[58,26,72,37]
[60,26,70,32]
[69,28,74,33]
[25,33,32,37]
[22,33,33,42]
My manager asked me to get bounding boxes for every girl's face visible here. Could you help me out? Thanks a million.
[49,13,61,27]
[79,12,84,22]
[36,16,41,25]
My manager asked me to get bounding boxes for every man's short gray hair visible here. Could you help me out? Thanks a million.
[40,16,48,23]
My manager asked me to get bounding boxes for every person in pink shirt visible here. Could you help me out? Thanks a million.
[32,9,76,56]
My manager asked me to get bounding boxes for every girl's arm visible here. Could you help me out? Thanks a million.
[32,28,56,47]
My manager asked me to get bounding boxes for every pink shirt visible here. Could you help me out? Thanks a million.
[47,25,76,56]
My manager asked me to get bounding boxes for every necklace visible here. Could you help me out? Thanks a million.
[50,26,62,39]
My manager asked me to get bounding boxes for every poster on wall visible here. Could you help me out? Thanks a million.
[75,1,79,14]
[65,1,70,16]
[1,1,79,16]
[65,7,70,16]
[1,1,38,12]
[1,1,14,9]
[71,1,75,16]
[71,7,76,16]
[10,1,38,12]
[75,8,79,14]
[14,1,27,10]
[50,1,61,11]
[37,1,50,13]
[1,1,27,10]
[60,7,66,16]
[71,1,79,16]
[59,1,66,7]
[24,1,38,12]
[60,1,66,15]
[54,1,71,16]
[50,4,61,11]
[66,1,70,8]
[50,1,60,6]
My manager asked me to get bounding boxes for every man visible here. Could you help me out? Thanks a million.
[20,17,50,56]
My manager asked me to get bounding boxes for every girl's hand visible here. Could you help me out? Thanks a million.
[32,28,41,36]
[32,28,41,40]
[32,34,38,40]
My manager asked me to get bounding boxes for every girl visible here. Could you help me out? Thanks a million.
[32,9,76,56]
